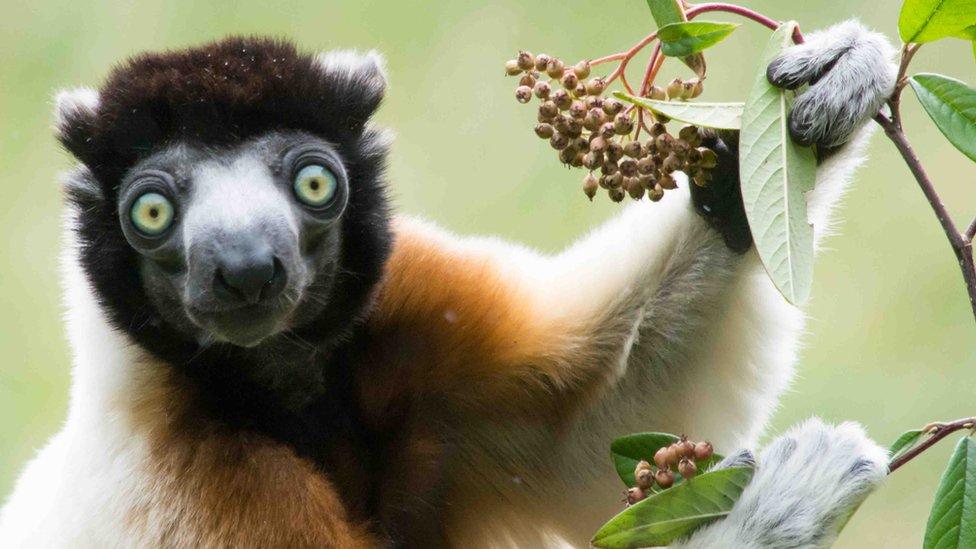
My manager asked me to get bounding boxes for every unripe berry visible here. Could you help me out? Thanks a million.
[564,118,583,137]
[692,169,712,187]
[533,80,551,99]
[608,186,626,202]
[649,122,667,137]
[606,172,624,189]
[678,457,697,479]
[598,174,611,189]
[626,487,647,505]
[573,60,592,79]
[573,83,588,99]
[515,86,533,104]
[662,153,682,173]
[534,123,554,139]
[519,73,536,88]
[655,132,674,152]
[561,72,579,90]
[693,441,714,461]
[517,51,535,71]
[678,125,699,143]
[538,101,558,121]
[606,141,624,162]
[582,151,603,170]
[649,184,665,202]
[583,173,599,200]
[654,468,675,488]
[585,96,604,110]
[546,57,565,79]
[505,60,522,76]
[653,446,671,469]
[534,53,551,72]
[698,147,718,169]
[589,136,608,153]
[552,89,572,110]
[686,78,704,98]
[619,158,638,177]
[550,132,570,150]
[600,161,619,175]
[558,147,577,165]
[666,78,683,99]
[637,156,655,175]
[638,174,656,190]
[649,85,667,101]
[636,467,654,489]
[626,177,645,200]
[585,77,606,96]
[623,140,643,158]
[634,460,653,478]
[583,109,605,131]
[602,98,623,116]
[613,113,634,135]
[569,101,587,119]
[599,122,616,139]
[659,172,677,190]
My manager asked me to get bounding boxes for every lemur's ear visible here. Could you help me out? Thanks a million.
[315,50,387,122]
[53,87,100,162]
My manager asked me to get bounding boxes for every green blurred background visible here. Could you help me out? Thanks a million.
[1,0,973,546]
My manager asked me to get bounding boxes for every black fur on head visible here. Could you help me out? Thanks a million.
[58,37,393,401]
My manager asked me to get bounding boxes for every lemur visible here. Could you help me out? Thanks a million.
[0,20,895,548]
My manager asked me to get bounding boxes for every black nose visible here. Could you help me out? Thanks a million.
[213,245,286,304]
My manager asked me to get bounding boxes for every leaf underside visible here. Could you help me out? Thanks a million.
[899,0,976,43]
[739,21,817,305]
[611,432,680,486]
[613,92,743,129]
[910,73,976,162]
[591,466,755,549]
[923,437,976,548]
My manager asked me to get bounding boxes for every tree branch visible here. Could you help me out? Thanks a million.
[889,417,976,474]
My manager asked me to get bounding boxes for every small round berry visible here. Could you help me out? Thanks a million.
[638,174,656,190]
[655,133,674,152]
[649,184,665,202]
[599,122,616,139]
[585,96,604,110]
[533,80,552,100]
[600,161,619,175]
[678,457,697,479]
[666,78,684,99]
[636,467,654,489]
[659,172,677,190]
[589,136,608,153]
[564,118,583,137]
[623,141,643,158]
[534,123,554,139]
[518,73,537,88]
[649,122,667,137]
[655,468,675,488]
[637,156,655,175]
[573,83,588,98]
[606,141,624,163]
[552,89,572,110]
[558,147,577,165]
[505,60,521,76]
[692,169,712,187]
[583,173,599,200]
[583,110,604,131]
[515,86,533,104]
[654,446,671,469]
[538,101,559,120]
[582,151,603,170]
[693,441,714,461]
[573,60,592,79]
[698,147,718,169]
[569,101,587,119]
[678,125,699,142]
[517,51,535,71]
[649,85,667,101]
[608,186,626,202]
[546,57,565,79]
[613,113,634,135]
[534,53,551,72]
[550,133,570,150]
[606,172,624,189]
[626,487,647,505]
[624,177,642,199]
[619,158,638,177]
[634,460,653,478]
[585,77,606,96]
[602,98,623,116]
[662,153,682,173]
[561,72,579,90]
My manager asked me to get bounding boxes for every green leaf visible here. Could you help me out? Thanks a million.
[610,432,723,488]
[888,429,925,462]
[613,92,743,129]
[645,0,706,77]
[739,21,817,306]
[658,21,739,58]
[611,433,679,486]
[923,437,976,548]
[591,466,755,549]
[910,73,976,162]
[899,0,976,43]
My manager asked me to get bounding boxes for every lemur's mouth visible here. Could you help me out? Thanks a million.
[187,302,290,347]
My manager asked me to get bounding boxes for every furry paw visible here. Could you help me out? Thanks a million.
[673,418,887,549]
[766,20,897,148]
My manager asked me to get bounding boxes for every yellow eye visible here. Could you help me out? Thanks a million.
[293,165,338,208]
[130,192,175,236]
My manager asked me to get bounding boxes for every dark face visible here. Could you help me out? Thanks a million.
[117,131,352,347]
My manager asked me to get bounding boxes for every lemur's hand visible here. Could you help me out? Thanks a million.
[767,20,897,149]
[672,418,888,549]
[693,20,896,251]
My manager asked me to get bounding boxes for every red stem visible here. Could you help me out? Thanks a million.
[685,2,803,43]
[888,418,976,474]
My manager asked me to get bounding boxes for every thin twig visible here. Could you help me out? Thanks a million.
[889,417,976,473]
[967,217,976,242]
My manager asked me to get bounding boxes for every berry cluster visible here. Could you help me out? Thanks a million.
[625,436,714,505]
[506,51,717,203]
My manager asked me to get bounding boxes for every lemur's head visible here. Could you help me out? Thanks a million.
[56,38,392,358]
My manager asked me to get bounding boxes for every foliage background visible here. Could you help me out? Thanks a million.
[0,0,972,546]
